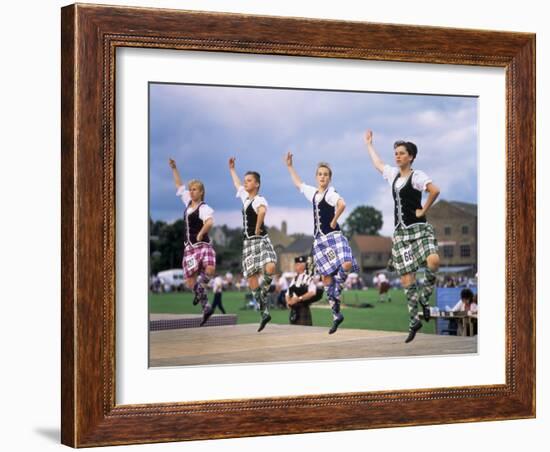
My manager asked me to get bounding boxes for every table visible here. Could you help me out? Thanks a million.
[420,310,477,336]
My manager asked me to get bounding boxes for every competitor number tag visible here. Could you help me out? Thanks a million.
[185,255,197,269]
[325,248,337,262]
[245,256,255,270]
[401,245,414,265]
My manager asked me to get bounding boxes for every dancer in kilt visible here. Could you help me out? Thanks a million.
[169,158,216,326]
[228,157,277,332]
[364,130,441,343]
[285,152,359,334]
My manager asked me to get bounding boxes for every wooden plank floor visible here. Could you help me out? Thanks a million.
[149,322,477,367]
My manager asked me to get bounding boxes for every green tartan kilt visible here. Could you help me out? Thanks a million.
[387,223,438,276]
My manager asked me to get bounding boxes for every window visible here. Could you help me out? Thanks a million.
[460,245,471,258]
[462,225,469,234]
[377,253,383,262]
[444,226,452,235]
[443,245,454,258]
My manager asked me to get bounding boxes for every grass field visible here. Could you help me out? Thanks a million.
[149,288,436,334]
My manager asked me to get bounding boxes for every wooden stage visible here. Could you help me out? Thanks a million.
[149,320,477,367]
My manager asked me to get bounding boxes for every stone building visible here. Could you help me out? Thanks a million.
[278,235,315,273]
[427,200,477,270]
[349,235,393,274]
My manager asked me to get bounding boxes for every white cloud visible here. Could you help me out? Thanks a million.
[210,210,243,230]
[366,184,396,236]
[264,207,316,235]
[415,110,442,127]
[150,85,478,227]
[214,207,315,235]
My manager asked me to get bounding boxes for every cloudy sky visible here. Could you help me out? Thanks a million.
[149,83,477,236]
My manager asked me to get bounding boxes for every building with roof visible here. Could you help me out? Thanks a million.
[278,235,315,272]
[427,200,477,271]
[266,221,294,250]
[349,235,393,274]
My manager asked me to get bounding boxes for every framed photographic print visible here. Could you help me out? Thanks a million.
[61,3,535,447]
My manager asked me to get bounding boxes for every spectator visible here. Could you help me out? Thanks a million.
[377,272,392,303]
[452,288,478,313]
[211,275,226,314]
[276,274,289,309]
[451,288,478,336]
[225,271,234,289]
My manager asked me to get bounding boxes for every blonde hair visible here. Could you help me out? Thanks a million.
[188,179,205,201]
[316,162,333,179]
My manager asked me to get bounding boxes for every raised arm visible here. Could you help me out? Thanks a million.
[416,183,441,218]
[228,157,242,190]
[330,198,346,229]
[363,130,385,174]
[168,158,184,189]
[285,152,303,189]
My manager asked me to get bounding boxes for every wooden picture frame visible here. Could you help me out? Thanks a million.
[61,3,535,447]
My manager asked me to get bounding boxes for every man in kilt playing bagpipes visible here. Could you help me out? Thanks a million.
[228,157,278,332]
[364,130,441,343]
[285,152,359,334]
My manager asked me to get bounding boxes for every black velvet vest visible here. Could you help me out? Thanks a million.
[242,197,267,239]
[392,171,426,227]
[313,190,341,235]
[183,202,211,245]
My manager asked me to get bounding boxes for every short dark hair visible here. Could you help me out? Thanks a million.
[394,140,418,161]
[244,171,261,188]
[460,288,474,302]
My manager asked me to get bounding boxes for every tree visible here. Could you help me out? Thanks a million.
[342,205,383,238]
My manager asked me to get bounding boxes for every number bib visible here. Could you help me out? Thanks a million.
[324,248,337,263]
[400,245,414,265]
[245,256,255,272]
[185,255,197,270]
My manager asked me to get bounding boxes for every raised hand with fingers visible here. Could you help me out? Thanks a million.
[364,129,373,145]
[285,151,294,167]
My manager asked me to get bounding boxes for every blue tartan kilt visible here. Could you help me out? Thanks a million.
[312,231,359,276]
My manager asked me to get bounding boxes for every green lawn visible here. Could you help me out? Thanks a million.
[149,288,435,334]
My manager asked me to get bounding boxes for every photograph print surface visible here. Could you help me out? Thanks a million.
[148,82,479,367]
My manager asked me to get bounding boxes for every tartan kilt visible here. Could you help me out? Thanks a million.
[312,231,359,276]
[388,223,438,276]
[289,303,313,326]
[182,242,216,279]
[242,235,277,278]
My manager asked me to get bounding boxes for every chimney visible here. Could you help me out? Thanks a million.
[281,221,287,236]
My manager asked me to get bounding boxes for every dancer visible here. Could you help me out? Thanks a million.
[169,158,216,326]
[363,130,440,343]
[285,152,359,334]
[228,157,277,332]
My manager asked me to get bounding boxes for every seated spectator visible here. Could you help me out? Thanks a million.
[451,288,478,336]
[452,288,478,313]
